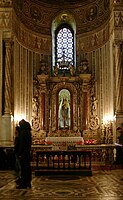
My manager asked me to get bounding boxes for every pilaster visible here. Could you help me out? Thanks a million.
[79,73,91,130]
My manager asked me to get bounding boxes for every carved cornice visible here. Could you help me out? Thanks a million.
[37,74,49,84]
[79,74,91,82]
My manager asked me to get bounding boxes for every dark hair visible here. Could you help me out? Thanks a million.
[19,119,26,126]
[116,127,122,131]
[15,126,20,131]
[19,119,31,131]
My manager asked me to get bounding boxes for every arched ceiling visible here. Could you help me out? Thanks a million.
[13,0,110,35]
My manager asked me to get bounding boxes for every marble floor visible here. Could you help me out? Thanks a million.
[0,169,123,200]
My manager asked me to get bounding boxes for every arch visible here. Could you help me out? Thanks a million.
[51,12,76,67]
[51,82,77,131]
[55,24,74,67]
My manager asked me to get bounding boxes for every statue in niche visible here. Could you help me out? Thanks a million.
[69,64,75,76]
[31,97,40,131]
[53,66,58,76]
[38,59,49,75]
[59,96,70,129]
[89,96,99,130]
[91,96,98,115]
[32,97,39,117]
[61,97,69,128]
[78,59,89,74]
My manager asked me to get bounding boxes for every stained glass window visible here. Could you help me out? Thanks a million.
[55,25,74,69]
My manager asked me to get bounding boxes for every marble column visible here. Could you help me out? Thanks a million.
[37,74,49,132]
[4,39,12,115]
[1,39,13,143]
[79,73,91,130]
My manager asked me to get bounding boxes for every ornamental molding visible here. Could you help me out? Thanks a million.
[13,0,110,35]
[114,10,123,27]
[0,0,12,6]
[0,10,12,29]
[12,12,52,53]
[77,21,111,52]
[89,115,99,130]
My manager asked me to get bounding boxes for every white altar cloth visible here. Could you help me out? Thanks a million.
[45,137,84,144]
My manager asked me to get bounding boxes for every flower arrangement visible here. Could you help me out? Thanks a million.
[45,141,53,145]
[84,139,97,145]
[33,139,45,144]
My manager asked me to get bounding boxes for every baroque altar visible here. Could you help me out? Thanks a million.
[31,58,113,147]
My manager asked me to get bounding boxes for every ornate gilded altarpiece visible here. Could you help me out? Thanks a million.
[31,59,101,145]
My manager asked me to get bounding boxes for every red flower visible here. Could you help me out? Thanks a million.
[46,141,52,145]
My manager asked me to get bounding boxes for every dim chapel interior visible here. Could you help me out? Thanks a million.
[0,0,123,164]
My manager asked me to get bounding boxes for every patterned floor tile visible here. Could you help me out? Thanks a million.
[0,169,123,199]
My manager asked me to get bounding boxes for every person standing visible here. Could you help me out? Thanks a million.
[116,127,123,166]
[14,126,21,185]
[16,119,32,189]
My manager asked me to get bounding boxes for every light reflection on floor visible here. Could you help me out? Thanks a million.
[0,169,123,199]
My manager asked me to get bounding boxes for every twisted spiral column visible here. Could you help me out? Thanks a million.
[4,39,12,115]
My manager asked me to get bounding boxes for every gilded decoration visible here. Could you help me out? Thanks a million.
[86,5,97,21]
[113,2,123,41]
[13,0,110,35]
[76,23,110,52]
[10,0,116,144]
[38,59,49,75]
[19,52,113,144]
[50,81,78,135]
[0,0,12,6]
[53,13,76,31]
[114,10,123,27]
[12,0,112,53]
[12,12,52,53]
[32,97,39,130]
[0,11,12,29]
[78,59,90,74]
[32,67,91,139]
[30,5,41,23]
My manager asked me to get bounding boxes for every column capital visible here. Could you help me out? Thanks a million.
[4,38,13,47]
